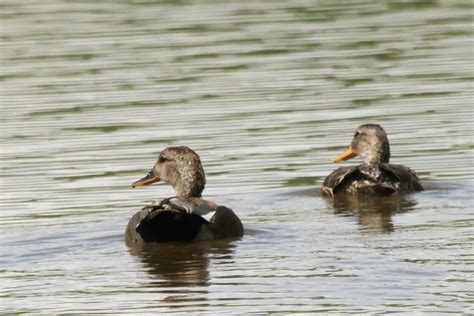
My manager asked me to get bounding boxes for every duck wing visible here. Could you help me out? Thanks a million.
[379,163,423,192]
[321,166,359,196]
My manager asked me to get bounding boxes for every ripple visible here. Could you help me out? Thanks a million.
[0,0,472,314]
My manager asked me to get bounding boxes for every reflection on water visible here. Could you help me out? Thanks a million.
[127,240,237,288]
[327,194,417,233]
[129,243,210,288]
[126,239,238,308]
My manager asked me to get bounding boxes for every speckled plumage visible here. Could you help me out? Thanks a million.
[154,146,206,199]
[321,124,423,196]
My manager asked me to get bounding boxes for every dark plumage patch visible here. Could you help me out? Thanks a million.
[137,209,208,242]
[126,207,209,243]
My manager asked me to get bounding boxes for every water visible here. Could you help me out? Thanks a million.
[1,0,473,313]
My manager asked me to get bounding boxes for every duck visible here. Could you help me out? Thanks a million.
[321,124,423,196]
[125,146,243,244]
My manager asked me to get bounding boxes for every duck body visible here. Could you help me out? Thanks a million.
[126,146,243,245]
[321,124,423,196]
[125,197,243,244]
[321,163,423,196]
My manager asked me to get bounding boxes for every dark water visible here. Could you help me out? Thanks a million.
[1,0,473,313]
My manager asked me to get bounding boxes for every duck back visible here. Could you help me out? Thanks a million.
[321,163,423,196]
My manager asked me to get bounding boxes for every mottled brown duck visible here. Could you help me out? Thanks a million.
[125,146,243,244]
[321,124,423,196]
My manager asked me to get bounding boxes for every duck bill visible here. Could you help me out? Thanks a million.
[132,169,160,187]
[333,148,357,163]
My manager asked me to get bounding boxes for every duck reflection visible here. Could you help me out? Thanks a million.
[327,194,418,232]
[127,240,237,288]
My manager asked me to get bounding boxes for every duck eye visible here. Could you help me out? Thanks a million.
[354,131,360,138]
[158,156,168,163]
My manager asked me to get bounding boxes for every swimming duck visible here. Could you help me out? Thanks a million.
[125,146,243,244]
[321,124,423,196]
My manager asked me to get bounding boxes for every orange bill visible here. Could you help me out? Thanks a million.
[132,169,160,187]
[333,148,357,163]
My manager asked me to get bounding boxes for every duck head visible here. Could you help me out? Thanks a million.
[333,124,390,165]
[132,146,206,198]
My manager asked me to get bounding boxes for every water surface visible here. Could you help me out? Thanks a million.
[1,0,473,314]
